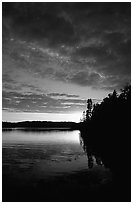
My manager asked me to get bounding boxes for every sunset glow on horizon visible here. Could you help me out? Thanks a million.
[2,111,83,123]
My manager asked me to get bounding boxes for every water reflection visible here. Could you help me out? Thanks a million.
[80,133,103,168]
[3,130,112,202]
[3,130,80,144]
[2,130,88,178]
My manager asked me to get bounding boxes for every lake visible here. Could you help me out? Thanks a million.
[2,129,112,202]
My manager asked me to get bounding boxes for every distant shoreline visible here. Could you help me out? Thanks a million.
[2,121,81,131]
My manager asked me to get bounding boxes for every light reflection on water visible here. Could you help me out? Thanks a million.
[3,130,113,202]
[2,130,88,180]
[2,130,80,144]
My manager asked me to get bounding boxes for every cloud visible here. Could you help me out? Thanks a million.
[2,91,86,113]
[47,92,79,98]
[2,73,16,84]
[2,3,78,47]
[69,71,101,87]
[2,2,131,96]
[21,84,43,93]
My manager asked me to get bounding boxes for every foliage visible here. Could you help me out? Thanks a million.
[83,86,130,124]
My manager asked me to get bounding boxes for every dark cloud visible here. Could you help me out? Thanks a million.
[2,2,78,46]
[47,93,79,98]
[3,83,21,91]
[69,71,101,87]
[2,73,16,84]
[3,3,130,46]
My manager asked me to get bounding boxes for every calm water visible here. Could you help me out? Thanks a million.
[3,130,88,180]
[3,129,112,201]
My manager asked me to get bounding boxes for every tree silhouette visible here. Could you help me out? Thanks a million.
[80,85,131,201]
[86,99,93,120]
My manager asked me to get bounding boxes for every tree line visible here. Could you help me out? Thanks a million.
[2,121,79,130]
[80,85,131,201]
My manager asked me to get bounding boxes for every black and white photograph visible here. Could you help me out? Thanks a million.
[2,2,131,202]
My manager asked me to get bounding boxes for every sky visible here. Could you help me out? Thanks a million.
[2,2,131,122]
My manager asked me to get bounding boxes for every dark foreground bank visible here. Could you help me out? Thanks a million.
[3,167,121,202]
